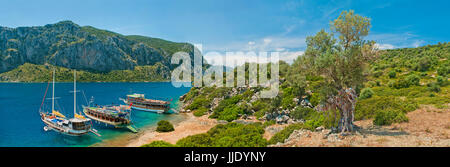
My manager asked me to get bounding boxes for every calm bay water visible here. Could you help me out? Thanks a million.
[0,82,190,147]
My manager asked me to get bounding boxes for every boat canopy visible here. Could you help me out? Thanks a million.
[69,117,89,123]
[127,93,145,98]
[74,113,86,119]
[52,110,66,118]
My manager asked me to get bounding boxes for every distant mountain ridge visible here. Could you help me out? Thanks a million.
[0,21,201,75]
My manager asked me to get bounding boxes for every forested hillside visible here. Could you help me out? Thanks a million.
[0,21,202,82]
[143,10,449,147]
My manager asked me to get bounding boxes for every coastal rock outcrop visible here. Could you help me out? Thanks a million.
[0,21,200,75]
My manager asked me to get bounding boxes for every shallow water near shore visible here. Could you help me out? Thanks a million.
[0,82,190,147]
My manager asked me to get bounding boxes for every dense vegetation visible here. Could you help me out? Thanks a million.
[182,42,449,126]
[144,122,268,147]
[0,63,169,82]
[176,123,267,147]
[0,21,203,81]
[174,42,449,147]
[156,120,175,132]
[141,140,175,147]
[169,10,449,146]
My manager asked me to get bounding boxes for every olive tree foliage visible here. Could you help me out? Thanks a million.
[296,10,378,133]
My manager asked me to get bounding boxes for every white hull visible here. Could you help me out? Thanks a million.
[131,106,165,113]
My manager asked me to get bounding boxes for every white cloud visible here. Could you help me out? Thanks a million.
[374,43,395,50]
[201,35,306,67]
[279,51,304,64]
[412,40,425,48]
[263,38,272,44]
[203,52,267,67]
[276,48,286,52]
[203,50,304,67]
[368,32,427,48]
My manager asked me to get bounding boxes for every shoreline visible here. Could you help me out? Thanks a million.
[92,112,218,147]
[128,113,218,147]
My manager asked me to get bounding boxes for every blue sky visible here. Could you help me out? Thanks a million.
[0,0,449,65]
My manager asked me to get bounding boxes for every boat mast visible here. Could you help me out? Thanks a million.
[74,70,76,116]
[52,69,55,112]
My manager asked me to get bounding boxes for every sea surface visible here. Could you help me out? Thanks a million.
[0,82,191,147]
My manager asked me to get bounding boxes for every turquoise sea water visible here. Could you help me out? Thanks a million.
[0,82,190,147]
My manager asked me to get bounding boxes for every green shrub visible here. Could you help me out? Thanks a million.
[281,87,296,109]
[309,93,322,106]
[413,56,433,72]
[216,106,244,122]
[390,74,421,89]
[251,99,270,112]
[213,95,242,113]
[367,81,377,87]
[141,140,175,147]
[373,110,409,126]
[376,80,381,86]
[407,91,421,98]
[176,123,267,147]
[210,95,244,121]
[427,82,441,93]
[373,71,383,78]
[355,96,418,120]
[187,97,210,110]
[289,107,315,120]
[183,88,198,102]
[193,107,208,117]
[263,120,276,128]
[406,74,420,86]
[437,65,449,76]
[392,79,410,89]
[175,133,211,147]
[359,88,374,99]
[436,76,444,84]
[156,120,175,132]
[436,76,448,86]
[388,80,395,88]
[254,109,268,119]
[304,115,325,129]
[420,72,427,77]
[268,123,306,145]
[388,71,396,78]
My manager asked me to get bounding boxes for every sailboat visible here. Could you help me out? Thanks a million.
[39,70,100,136]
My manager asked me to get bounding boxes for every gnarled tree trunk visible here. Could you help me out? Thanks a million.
[318,88,357,133]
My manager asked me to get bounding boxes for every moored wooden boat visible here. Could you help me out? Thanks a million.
[120,93,171,114]
[82,104,137,133]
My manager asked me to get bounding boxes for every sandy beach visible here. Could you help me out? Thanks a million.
[92,112,218,147]
[127,113,218,147]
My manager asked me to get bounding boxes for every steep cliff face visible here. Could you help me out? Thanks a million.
[0,21,198,73]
